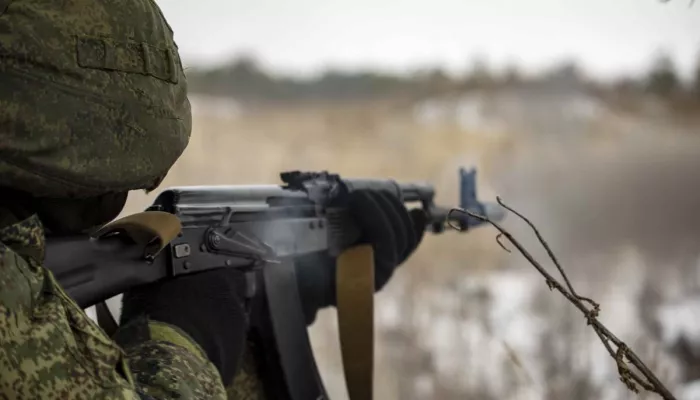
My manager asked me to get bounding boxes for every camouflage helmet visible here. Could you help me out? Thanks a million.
[0,0,191,198]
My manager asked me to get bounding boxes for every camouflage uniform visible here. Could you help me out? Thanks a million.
[0,0,228,398]
[0,212,226,399]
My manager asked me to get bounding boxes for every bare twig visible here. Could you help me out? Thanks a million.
[447,197,678,400]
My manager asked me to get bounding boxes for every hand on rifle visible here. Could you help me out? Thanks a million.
[294,189,428,325]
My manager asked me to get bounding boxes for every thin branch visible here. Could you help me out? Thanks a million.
[496,199,585,303]
[447,200,678,400]
[496,233,511,253]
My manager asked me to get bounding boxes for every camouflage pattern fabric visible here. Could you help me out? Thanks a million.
[0,0,191,198]
[0,211,226,399]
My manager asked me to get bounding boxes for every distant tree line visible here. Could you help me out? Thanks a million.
[184,51,700,103]
[185,55,449,102]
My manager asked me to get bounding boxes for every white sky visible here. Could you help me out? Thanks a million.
[158,0,700,80]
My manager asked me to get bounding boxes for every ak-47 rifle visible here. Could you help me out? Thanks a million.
[45,167,504,400]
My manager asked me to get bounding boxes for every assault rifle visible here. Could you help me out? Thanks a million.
[45,168,504,400]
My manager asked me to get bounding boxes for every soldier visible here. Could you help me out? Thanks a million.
[0,1,425,399]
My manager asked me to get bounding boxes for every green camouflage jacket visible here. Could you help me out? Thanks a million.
[0,210,230,399]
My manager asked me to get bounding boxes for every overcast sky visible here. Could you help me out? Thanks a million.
[158,0,700,80]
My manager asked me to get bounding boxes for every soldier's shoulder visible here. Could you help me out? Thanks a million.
[114,316,228,400]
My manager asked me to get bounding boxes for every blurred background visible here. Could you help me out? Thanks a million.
[120,1,700,398]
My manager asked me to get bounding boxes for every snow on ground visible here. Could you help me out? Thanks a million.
[369,243,695,399]
[681,381,700,400]
[658,297,700,353]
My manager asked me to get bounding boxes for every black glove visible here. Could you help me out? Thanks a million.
[295,189,427,325]
[119,268,250,387]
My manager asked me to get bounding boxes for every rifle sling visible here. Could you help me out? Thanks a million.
[336,245,375,400]
[96,301,120,337]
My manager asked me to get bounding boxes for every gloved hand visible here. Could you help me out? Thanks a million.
[294,189,427,325]
[119,268,250,387]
